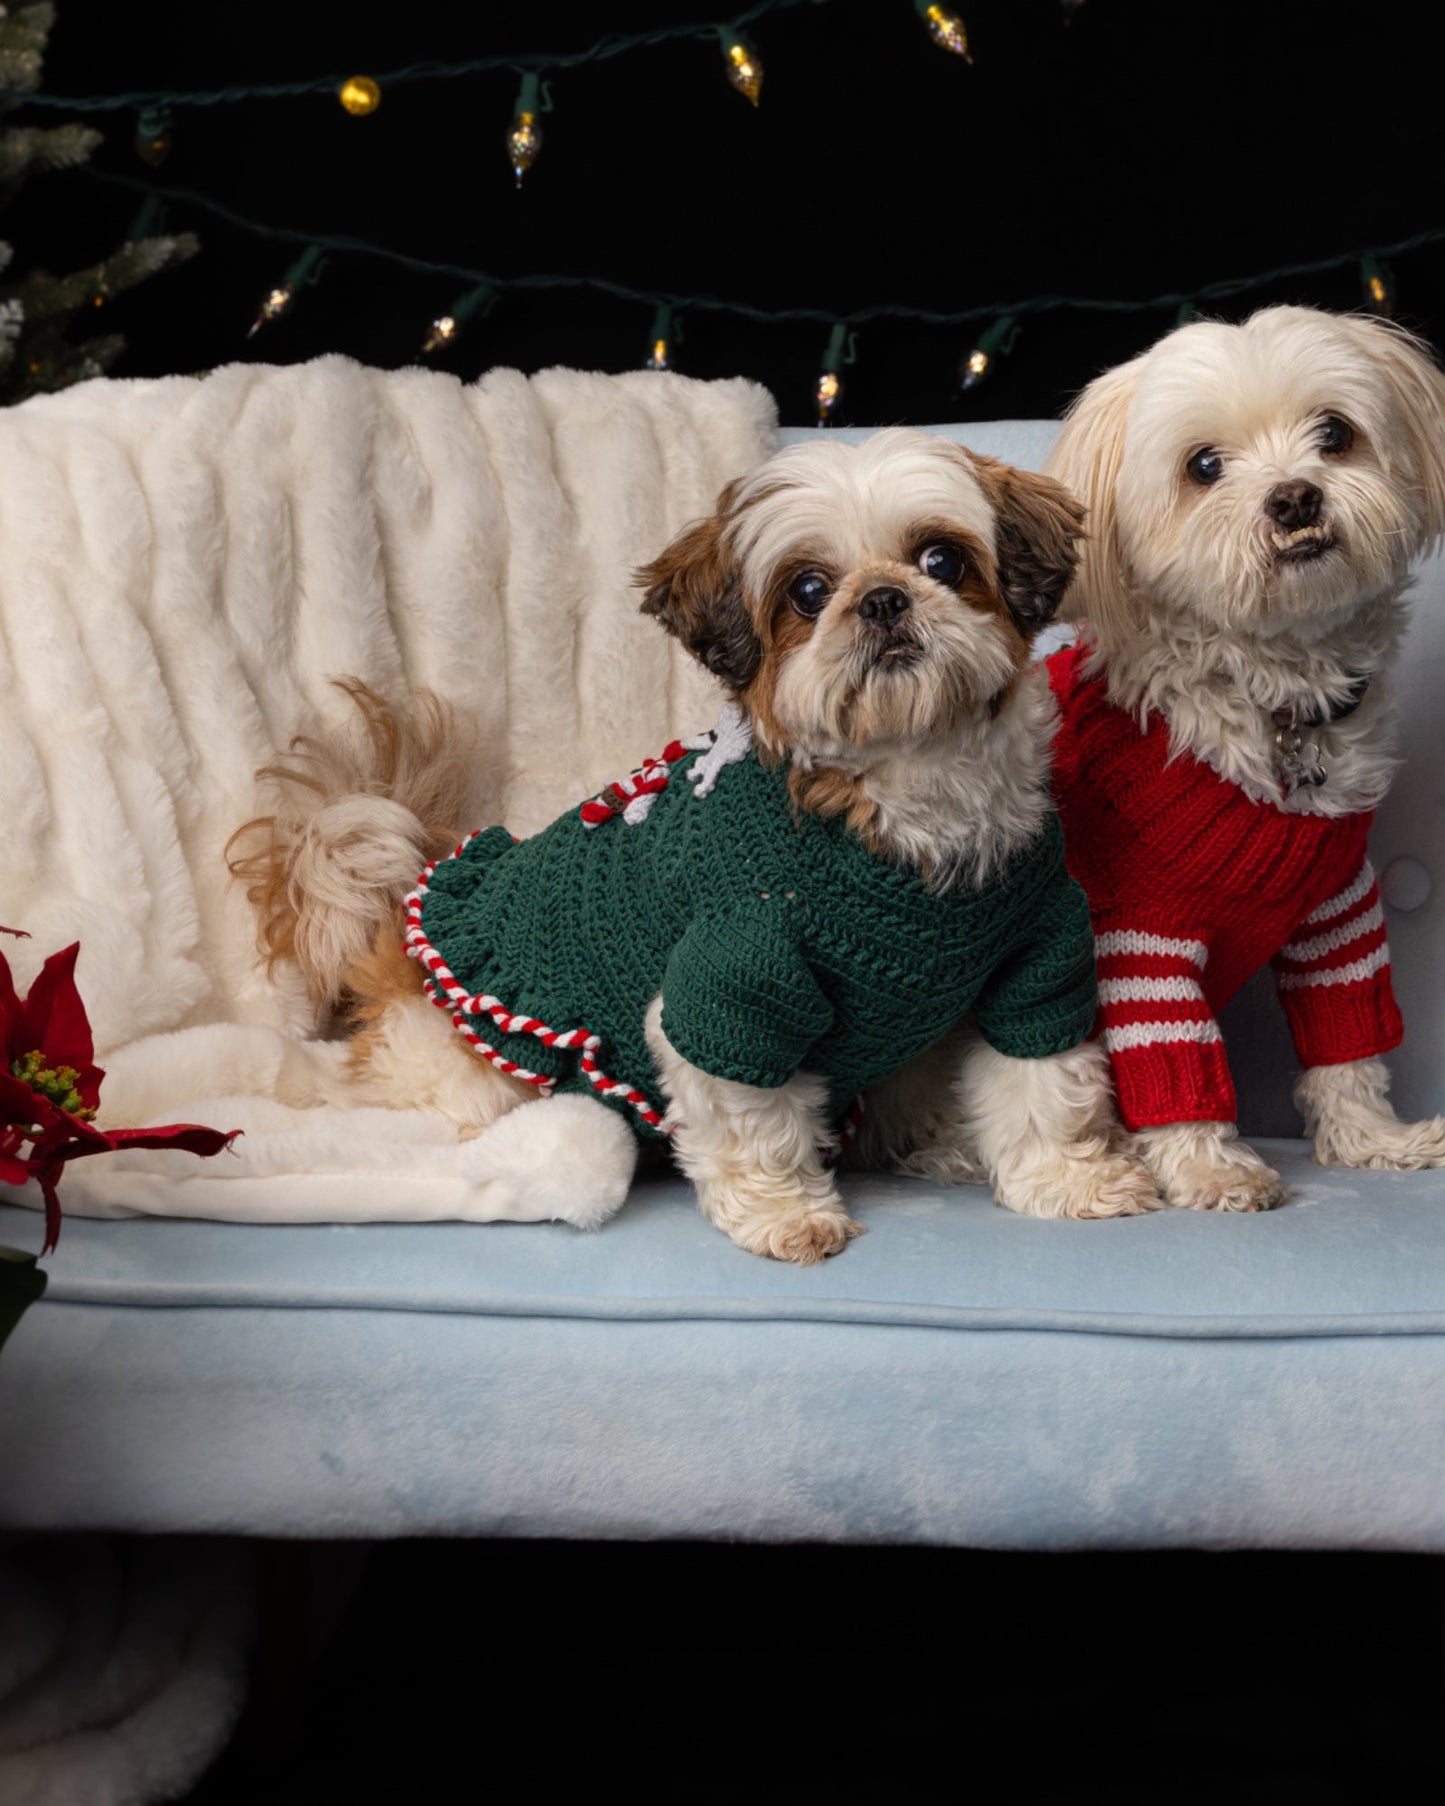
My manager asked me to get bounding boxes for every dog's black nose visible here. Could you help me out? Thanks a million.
[858,585,909,626]
[1265,480,1323,531]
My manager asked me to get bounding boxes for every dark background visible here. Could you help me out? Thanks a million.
[15,0,1445,426]
[180,1541,1445,1804]
[15,8,1445,1799]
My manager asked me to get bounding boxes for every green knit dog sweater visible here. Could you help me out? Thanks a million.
[406,736,1098,1140]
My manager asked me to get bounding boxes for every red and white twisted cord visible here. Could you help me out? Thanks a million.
[404,836,664,1130]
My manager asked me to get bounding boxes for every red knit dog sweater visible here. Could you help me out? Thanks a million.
[1047,643,1403,1131]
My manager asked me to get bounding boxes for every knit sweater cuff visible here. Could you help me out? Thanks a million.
[660,904,834,1091]
[974,980,1098,1061]
[1281,978,1405,1069]
[1107,1033,1238,1133]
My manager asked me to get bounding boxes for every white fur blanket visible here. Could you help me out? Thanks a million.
[0,358,776,1224]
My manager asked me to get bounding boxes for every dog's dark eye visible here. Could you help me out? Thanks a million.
[918,542,966,585]
[1186,448,1225,486]
[788,570,831,617]
[1317,415,1355,455]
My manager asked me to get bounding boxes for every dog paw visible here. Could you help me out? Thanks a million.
[1133,1122,1288,1213]
[996,1150,1161,1220]
[732,1205,865,1265]
[1317,1115,1445,1172]
[1166,1161,1287,1213]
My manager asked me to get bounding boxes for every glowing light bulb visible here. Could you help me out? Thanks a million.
[645,306,676,371]
[338,76,381,116]
[816,323,854,426]
[508,74,546,187]
[420,283,497,358]
[508,113,542,186]
[1361,256,1394,316]
[249,286,294,338]
[247,247,324,340]
[916,0,972,59]
[958,315,1018,392]
[719,29,764,104]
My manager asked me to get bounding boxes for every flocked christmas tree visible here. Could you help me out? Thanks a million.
[0,2,196,402]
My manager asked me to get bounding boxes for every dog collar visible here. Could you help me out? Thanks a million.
[1270,675,1371,793]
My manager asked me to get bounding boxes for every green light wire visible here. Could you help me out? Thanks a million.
[0,0,833,112]
[82,166,1445,335]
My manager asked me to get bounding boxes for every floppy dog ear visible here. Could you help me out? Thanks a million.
[970,456,1087,638]
[1042,358,1142,645]
[1341,313,1445,548]
[635,488,762,692]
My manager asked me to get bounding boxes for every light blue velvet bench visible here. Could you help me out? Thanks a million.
[3,419,1443,1549]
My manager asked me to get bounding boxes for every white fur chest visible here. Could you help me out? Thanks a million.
[1100,608,1403,819]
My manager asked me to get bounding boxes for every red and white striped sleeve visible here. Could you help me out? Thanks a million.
[1272,861,1404,1068]
[1093,926,1236,1132]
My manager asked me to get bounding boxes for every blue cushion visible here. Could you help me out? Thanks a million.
[5,1147,1445,1547]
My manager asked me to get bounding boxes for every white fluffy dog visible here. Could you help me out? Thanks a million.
[1045,304,1445,1211]
[230,430,1158,1261]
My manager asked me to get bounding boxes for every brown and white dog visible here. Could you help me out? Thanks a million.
[1045,305,1445,1210]
[230,429,1157,1260]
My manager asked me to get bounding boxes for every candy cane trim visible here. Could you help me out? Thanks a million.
[404,831,862,1151]
[580,740,689,829]
[405,836,665,1131]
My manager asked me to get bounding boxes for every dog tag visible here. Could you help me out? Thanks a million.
[1289,743,1327,790]
[1272,707,1327,793]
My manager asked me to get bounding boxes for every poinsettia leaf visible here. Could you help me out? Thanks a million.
[71,1123,241,1161]
[2,1109,236,1253]
[26,1112,111,1160]
[0,1244,46,1354]
[17,942,95,1080]
[31,1124,238,1251]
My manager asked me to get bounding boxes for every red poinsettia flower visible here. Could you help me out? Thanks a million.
[0,930,238,1255]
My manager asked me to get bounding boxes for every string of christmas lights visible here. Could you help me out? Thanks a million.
[0,0,1003,186]
[0,0,844,115]
[83,167,1441,417]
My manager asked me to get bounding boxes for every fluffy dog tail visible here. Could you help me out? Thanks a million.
[226,679,477,1008]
